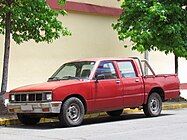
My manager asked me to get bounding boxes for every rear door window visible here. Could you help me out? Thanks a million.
[117,61,137,78]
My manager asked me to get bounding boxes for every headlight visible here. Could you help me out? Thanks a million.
[44,92,52,101]
[10,94,15,101]
[46,93,52,100]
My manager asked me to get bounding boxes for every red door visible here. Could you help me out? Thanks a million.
[117,61,144,107]
[93,61,123,111]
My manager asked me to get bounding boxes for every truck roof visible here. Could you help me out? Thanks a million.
[71,57,134,62]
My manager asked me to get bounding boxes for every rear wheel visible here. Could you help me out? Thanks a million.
[58,97,85,127]
[17,114,41,125]
[107,109,123,117]
[143,92,162,117]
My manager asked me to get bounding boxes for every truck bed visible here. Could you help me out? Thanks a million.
[144,74,180,101]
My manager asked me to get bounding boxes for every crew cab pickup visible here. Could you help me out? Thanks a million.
[7,57,180,127]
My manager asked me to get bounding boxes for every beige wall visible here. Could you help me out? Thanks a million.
[149,52,187,83]
[0,10,186,92]
[149,52,175,74]
[0,12,141,91]
[69,0,121,8]
[179,58,187,83]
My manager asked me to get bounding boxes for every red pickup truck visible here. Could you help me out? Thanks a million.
[7,57,180,127]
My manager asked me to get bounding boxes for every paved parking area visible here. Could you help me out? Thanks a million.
[0,109,187,140]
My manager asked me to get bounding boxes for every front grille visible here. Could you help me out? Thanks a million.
[36,94,42,101]
[10,92,51,103]
[21,94,27,101]
[15,94,21,102]
[29,94,36,101]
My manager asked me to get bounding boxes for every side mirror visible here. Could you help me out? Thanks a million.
[95,74,105,83]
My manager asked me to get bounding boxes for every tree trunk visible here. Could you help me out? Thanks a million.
[1,12,11,95]
[0,1,11,114]
[175,55,178,74]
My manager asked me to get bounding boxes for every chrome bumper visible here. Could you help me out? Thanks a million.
[7,102,62,113]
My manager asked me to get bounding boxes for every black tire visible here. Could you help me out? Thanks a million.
[107,109,123,117]
[17,114,41,125]
[143,92,162,117]
[58,97,85,127]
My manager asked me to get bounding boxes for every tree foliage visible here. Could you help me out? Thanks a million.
[0,0,70,97]
[113,0,187,58]
[0,0,70,44]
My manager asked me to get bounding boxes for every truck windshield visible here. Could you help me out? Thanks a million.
[48,61,95,81]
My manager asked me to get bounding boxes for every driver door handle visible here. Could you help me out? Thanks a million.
[135,79,140,82]
[116,80,121,84]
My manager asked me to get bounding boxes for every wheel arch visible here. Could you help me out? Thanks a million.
[62,94,87,113]
[148,87,165,101]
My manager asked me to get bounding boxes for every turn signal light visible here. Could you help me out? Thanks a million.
[9,109,14,113]
[51,103,60,107]
[42,108,50,112]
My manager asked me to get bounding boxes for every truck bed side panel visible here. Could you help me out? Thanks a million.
[143,74,180,103]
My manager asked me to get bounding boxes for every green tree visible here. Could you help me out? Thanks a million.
[113,0,187,74]
[0,0,70,113]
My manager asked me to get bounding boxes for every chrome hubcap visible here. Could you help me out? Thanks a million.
[150,98,160,113]
[67,104,80,121]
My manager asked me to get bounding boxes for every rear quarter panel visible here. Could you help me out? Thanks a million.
[144,74,180,103]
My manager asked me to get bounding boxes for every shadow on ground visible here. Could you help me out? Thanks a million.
[5,113,173,130]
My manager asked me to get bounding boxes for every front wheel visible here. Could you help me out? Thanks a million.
[17,114,41,125]
[58,97,85,127]
[143,93,162,117]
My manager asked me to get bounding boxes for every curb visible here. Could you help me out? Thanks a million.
[0,118,20,126]
[1,103,187,126]
[163,103,187,110]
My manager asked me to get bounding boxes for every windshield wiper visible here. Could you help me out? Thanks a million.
[48,76,81,81]
[48,77,61,81]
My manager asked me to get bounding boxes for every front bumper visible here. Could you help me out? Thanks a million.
[7,102,62,114]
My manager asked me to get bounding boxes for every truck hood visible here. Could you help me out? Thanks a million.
[10,80,85,93]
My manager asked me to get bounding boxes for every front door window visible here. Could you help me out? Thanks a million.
[95,61,117,79]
